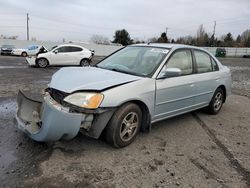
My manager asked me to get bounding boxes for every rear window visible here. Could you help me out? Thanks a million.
[70,46,82,52]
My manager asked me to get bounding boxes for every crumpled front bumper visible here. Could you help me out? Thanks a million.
[14,91,84,142]
[15,90,116,142]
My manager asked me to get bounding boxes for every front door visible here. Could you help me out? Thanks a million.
[50,46,72,65]
[154,49,196,121]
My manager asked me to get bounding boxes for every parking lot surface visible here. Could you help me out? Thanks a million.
[0,56,249,188]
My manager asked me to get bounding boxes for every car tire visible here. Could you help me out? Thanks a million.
[207,88,224,114]
[21,52,27,57]
[105,103,142,148]
[37,58,49,68]
[80,59,90,66]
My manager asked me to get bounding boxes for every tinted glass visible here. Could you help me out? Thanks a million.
[56,46,71,53]
[166,50,193,75]
[2,45,15,48]
[194,51,212,73]
[70,46,82,52]
[28,46,38,50]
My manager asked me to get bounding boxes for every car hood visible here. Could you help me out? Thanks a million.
[49,67,142,93]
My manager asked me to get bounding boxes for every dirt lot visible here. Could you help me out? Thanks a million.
[0,56,249,188]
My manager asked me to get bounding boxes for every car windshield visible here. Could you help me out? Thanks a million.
[2,45,14,48]
[97,46,169,77]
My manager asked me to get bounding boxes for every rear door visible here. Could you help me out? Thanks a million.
[192,50,220,106]
[68,46,83,65]
[154,49,197,121]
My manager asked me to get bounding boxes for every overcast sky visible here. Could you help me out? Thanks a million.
[0,0,250,42]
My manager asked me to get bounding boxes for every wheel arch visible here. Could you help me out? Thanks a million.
[80,58,90,64]
[117,100,151,132]
[35,57,50,67]
[217,85,226,103]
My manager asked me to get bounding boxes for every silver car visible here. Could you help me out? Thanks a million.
[15,43,231,148]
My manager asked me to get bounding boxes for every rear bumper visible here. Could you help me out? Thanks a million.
[14,91,115,142]
[26,57,36,66]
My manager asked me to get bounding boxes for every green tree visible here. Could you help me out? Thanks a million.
[236,35,241,43]
[223,32,234,46]
[113,29,131,46]
[157,32,168,43]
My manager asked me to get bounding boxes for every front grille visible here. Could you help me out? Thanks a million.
[46,88,69,104]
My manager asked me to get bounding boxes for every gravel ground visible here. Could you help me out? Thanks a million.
[218,57,250,98]
[0,56,249,188]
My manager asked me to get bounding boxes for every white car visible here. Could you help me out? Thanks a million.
[12,45,44,57]
[32,44,94,68]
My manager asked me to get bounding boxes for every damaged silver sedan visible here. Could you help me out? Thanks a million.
[15,44,231,148]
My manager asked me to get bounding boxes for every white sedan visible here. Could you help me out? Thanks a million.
[32,44,94,68]
[12,45,44,57]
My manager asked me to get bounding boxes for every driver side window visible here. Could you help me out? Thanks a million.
[165,50,193,76]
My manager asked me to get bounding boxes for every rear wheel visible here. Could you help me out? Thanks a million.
[80,59,90,66]
[37,58,49,68]
[207,88,224,114]
[21,52,27,57]
[105,103,142,148]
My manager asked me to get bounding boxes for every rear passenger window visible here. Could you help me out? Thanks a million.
[166,50,193,75]
[194,51,212,73]
[70,47,82,52]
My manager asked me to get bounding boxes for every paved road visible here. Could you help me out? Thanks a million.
[0,56,249,188]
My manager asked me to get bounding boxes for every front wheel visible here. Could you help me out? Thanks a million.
[207,88,224,114]
[21,52,27,57]
[105,103,142,148]
[37,58,49,68]
[80,59,90,66]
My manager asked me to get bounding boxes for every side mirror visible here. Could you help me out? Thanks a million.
[54,50,58,54]
[158,68,181,79]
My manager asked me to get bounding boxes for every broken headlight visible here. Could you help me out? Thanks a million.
[63,93,103,109]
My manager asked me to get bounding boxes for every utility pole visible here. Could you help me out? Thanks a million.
[166,27,168,37]
[26,13,29,40]
[213,21,216,37]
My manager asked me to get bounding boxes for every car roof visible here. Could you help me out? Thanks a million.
[57,44,84,48]
[130,43,204,50]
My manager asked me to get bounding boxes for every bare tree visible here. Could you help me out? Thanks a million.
[147,37,158,43]
[241,29,250,47]
[196,24,207,46]
[90,34,110,45]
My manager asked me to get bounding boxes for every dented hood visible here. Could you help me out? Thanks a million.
[49,67,141,93]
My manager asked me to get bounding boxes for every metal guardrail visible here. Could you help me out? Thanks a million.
[0,39,249,57]
[203,47,250,57]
